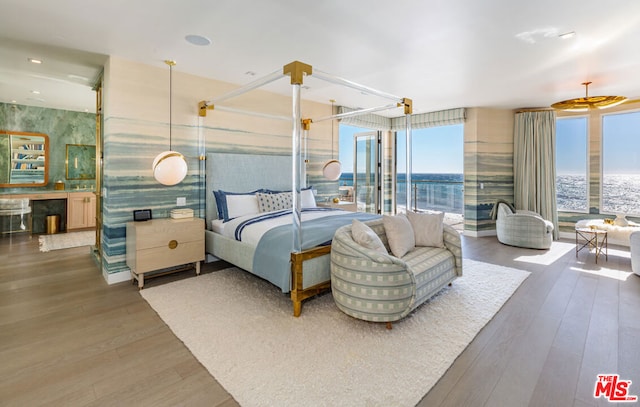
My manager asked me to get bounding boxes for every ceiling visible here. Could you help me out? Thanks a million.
[1,0,640,115]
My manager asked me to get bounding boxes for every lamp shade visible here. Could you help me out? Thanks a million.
[322,159,342,181]
[152,151,188,186]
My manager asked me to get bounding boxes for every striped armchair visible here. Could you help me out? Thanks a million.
[495,202,553,249]
[330,218,462,327]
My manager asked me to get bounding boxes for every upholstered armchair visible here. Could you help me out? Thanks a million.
[495,202,553,249]
[631,231,640,276]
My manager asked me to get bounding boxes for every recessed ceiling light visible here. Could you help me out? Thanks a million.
[185,34,211,46]
[558,31,576,39]
[30,90,40,94]
[245,71,256,76]
[28,58,42,64]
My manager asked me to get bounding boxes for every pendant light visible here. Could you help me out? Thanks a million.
[551,81,627,112]
[153,60,188,186]
[322,99,342,181]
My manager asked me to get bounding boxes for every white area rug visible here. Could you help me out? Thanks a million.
[38,231,95,252]
[141,259,529,407]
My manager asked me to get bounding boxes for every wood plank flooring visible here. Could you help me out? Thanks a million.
[1,232,638,406]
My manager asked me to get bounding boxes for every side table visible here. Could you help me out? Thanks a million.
[575,227,608,264]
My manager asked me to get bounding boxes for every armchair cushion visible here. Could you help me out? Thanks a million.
[351,219,387,255]
[406,210,445,248]
[383,214,415,258]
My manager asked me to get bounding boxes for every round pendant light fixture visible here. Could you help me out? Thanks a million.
[551,81,627,112]
[153,60,188,186]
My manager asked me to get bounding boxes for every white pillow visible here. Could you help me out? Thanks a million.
[382,214,415,258]
[301,188,317,208]
[351,219,387,254]
[225,194,260,219]
[406,210,445,248]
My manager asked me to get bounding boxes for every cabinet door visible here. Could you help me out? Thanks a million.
[67,193,96,229]
[86,195,96,227]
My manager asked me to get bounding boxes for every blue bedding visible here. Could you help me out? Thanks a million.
[250,210,379,292]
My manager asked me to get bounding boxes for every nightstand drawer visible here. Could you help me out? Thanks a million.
[132,239,204,273]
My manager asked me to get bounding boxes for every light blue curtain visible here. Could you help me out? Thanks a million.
[514,110,559,239]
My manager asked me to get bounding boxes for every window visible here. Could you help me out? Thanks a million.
[396,124,464,214]
[602,111,640,215]
[555,117,588,212]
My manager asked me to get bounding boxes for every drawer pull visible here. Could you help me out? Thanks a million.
[168,240,178,249]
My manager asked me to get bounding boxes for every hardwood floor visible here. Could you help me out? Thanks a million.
[1,232,638,406]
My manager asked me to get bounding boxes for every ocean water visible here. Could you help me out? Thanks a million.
[340,173,640,216]
[557,173,640,214]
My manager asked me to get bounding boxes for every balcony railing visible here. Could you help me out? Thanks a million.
[338,176,464,215]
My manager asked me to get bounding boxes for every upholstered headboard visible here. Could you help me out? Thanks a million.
[205,152,292,228]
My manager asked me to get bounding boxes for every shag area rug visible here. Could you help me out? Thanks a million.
[141,259,530,407]
[38,231,95,252]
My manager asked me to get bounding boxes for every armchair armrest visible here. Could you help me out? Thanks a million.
[443,224,463,276]
[509,213,554,234]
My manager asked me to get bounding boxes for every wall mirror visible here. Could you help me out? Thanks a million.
[66,144,96,180]
[0,130,49,187]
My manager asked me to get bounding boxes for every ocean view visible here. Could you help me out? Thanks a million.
[340,173,640,216]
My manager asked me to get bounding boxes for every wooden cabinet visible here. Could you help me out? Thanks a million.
[126,217,205,289]
[67,192,96,230]
[318,201,357,212]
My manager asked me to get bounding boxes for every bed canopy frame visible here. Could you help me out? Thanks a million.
[198,59,413,251]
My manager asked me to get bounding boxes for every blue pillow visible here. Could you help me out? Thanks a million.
[213,189,263,221]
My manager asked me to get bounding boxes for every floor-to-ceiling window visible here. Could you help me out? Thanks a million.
[556,116,588,212]
[396,124,464,214]
[602,110,640,215]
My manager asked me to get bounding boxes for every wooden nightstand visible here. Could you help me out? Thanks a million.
[126,217,205,289]
[318,201,357,212]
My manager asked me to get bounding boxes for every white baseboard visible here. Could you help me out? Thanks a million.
[103,269,132,285]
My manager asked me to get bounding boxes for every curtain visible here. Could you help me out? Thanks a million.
[390,108,466,130]
[337,106,466,131]
[513,110,559,239]
[337,106,391,130]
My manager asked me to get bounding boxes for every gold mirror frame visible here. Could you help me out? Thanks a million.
[0,130,49,188]
[66,144,96,180]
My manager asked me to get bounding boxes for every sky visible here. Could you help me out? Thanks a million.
[339,123,464,174]
[557,110,640,175]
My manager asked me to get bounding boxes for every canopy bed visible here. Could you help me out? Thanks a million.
[199,61,414,316]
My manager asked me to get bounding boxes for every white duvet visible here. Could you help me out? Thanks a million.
[219,209,350,247]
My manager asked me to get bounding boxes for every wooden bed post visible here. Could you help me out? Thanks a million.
[290,245,332,317]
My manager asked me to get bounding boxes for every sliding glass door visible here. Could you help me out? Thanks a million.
[354,132,381,214]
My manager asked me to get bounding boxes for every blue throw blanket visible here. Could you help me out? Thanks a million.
[252,211,379,292]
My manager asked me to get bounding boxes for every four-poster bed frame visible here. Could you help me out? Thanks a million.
[198,61,414,316]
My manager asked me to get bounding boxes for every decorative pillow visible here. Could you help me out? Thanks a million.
[351,219,387,254]
[382,214,415,258]
[256,192,293,212]
[225,194,260,220]
[406,210,445,248]
[300,188,317,208]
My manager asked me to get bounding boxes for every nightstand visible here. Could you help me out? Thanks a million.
[318,201,357,212]
[126,217,205,289]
